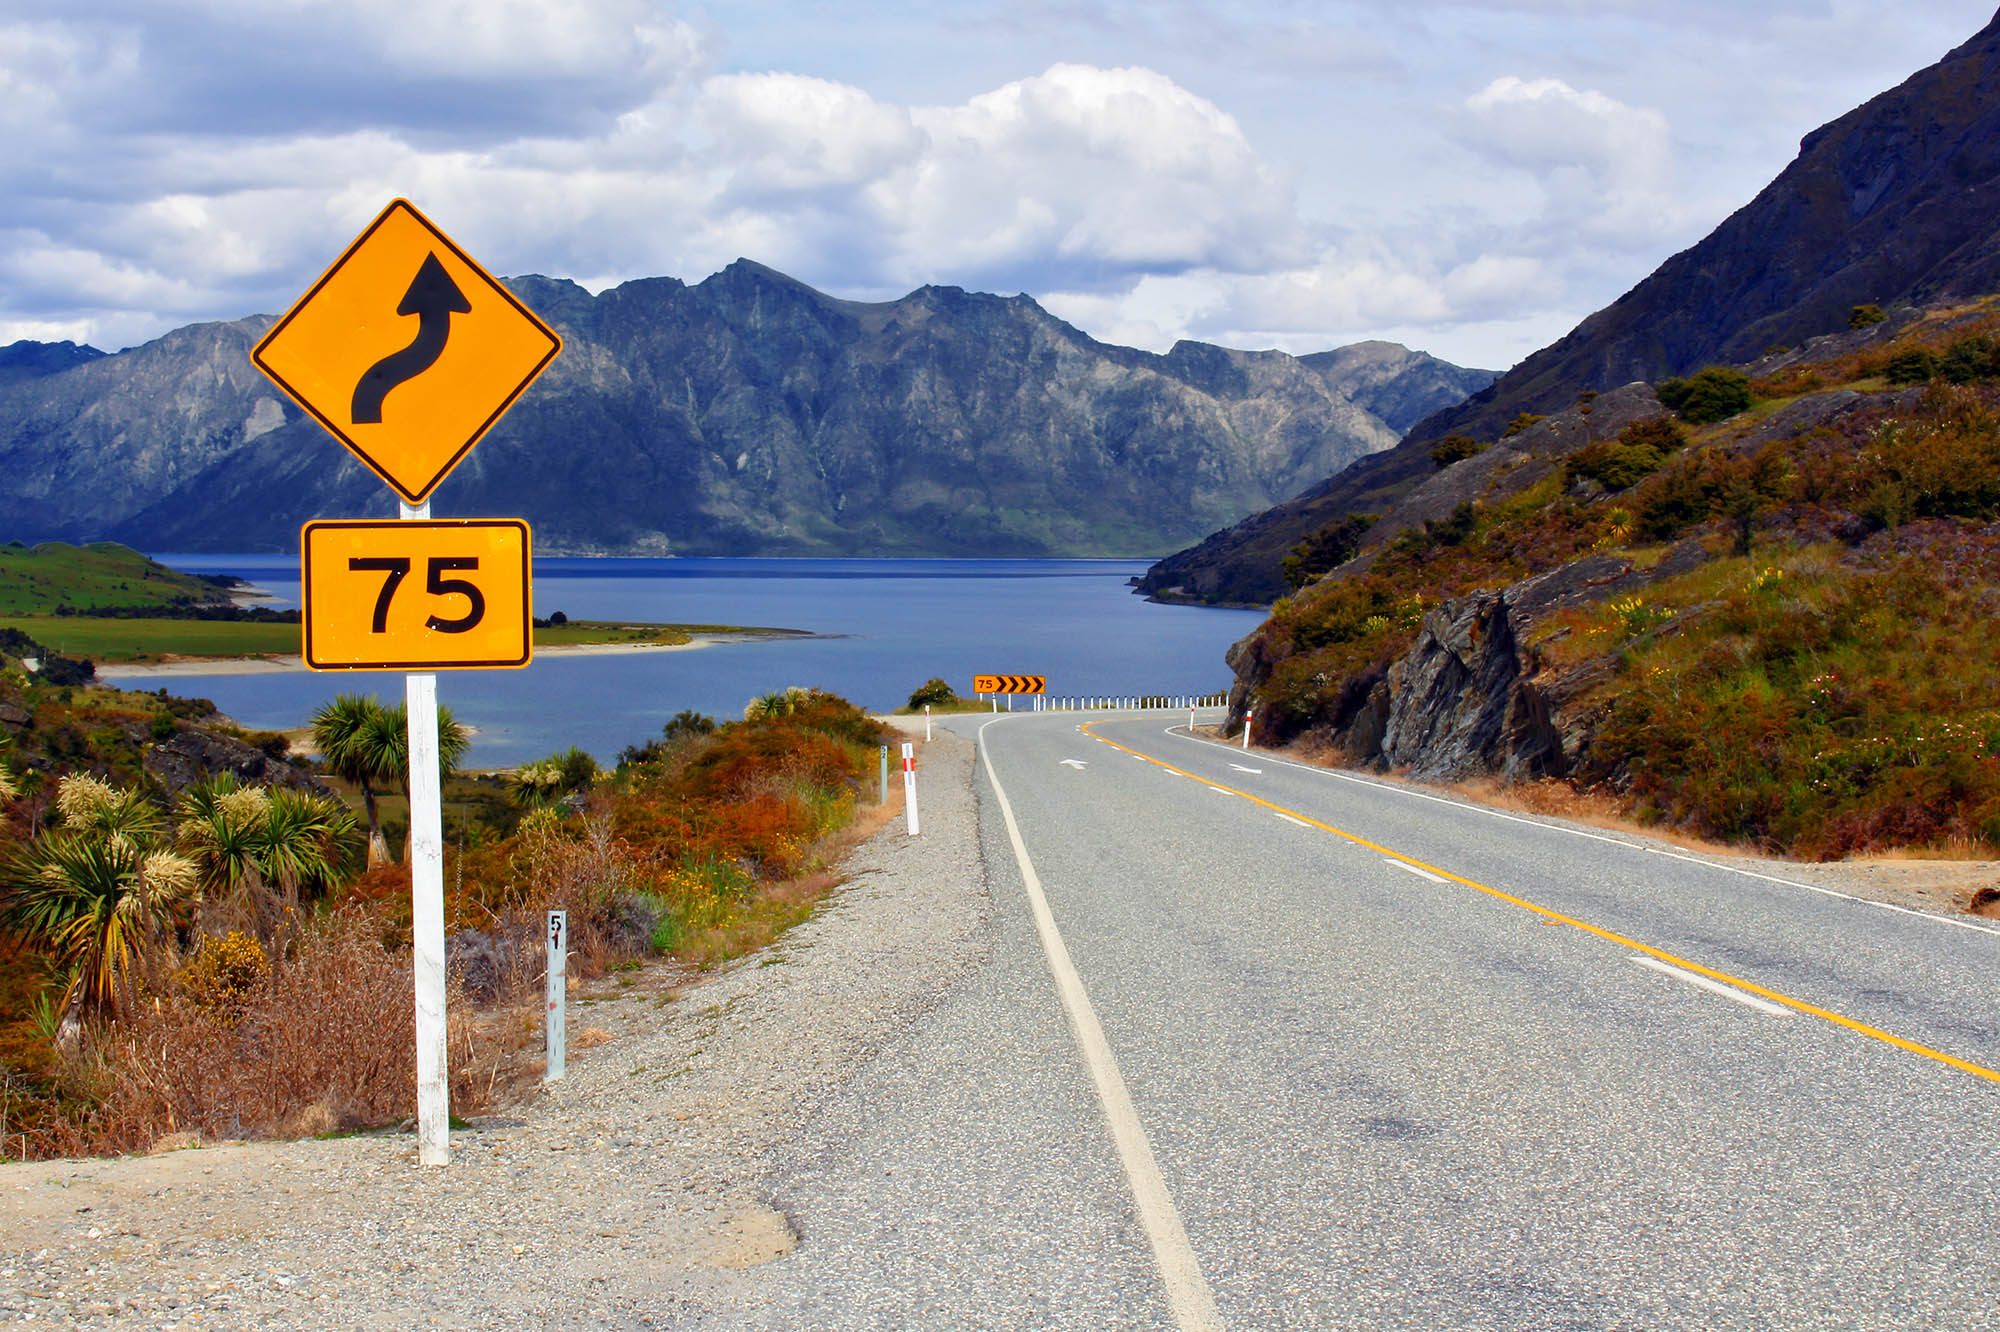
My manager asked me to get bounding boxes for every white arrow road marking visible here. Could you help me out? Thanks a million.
[1630,955,1795,1016]
[1228,763,1262,774]
[1060,759,1089,769]
[1385,859,1446,883]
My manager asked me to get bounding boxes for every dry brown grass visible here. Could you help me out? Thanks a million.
[95,910,493,1151]
[1441,776,1753,855]
[0,911,538,1160]
[1258,736,1760,858]
[3,712,909,1162]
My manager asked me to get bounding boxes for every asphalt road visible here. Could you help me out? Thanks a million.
[705,709,2000,1330]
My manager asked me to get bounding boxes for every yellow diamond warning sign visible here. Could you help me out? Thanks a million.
[252,199,561,505]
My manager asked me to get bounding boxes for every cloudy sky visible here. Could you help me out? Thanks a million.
[6,1,1996,371]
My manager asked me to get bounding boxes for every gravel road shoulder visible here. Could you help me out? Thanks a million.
[0,721,989,1331]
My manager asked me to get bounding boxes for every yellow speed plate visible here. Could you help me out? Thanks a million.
[302,519,531,670]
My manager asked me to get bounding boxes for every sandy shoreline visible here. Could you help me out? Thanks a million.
[93,631,811,680]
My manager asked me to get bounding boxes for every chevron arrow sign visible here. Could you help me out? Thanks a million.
[974,674,1046,695]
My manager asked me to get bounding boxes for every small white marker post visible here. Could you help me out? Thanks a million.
[399,498,451,1168]
[545,909,568,1082]
[1242,705,1254,751]
[924,704,932,741]
[902,742,920,836]
[879,744,889,804]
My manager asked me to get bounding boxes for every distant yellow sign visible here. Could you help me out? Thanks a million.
[975,675,1046,695]
[253,199,561,505]
[302,519,531,671]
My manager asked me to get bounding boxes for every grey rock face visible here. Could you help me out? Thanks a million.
[1228,554,1656,780]
[1375,557,1642,780]
[144,727,327,797]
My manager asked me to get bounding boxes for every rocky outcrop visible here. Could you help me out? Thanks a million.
[1229,550,1705,780]
[0,263,1491,558]
[143,727,326,798]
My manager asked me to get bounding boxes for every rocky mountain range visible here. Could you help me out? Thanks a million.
[1142,6,2000,606]
[0,264,1490,557]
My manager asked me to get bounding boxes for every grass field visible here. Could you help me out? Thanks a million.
[0,542,224,615]
[4,615,299,660]
[2,615,797,662]
[534,620,693,647]
[535,620,798,645]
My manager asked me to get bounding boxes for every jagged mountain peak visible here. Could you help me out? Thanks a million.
[3,261,1493,557]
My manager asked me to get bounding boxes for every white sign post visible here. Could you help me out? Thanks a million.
[399,499,451,1167]
[924,704,932,741]
[1242,705,1254,751]
[545,909,568,1083]
[902,742,920,837]
[256,200,562,1172]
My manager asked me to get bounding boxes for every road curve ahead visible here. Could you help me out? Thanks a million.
[718,710,2000,1330]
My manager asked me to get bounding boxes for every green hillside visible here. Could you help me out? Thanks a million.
[0,541,228,615]
[1235,302,2000,859]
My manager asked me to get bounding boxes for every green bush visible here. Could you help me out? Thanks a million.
[1884,349,1938,385]
[1570,440,1665,492]
[1848,303,1887,329]
[1503,412,1546,438]
[1428,435,1485,470]
[907,678,958,709]
[1567,418,1688,492]
[1939,335,2000,384]
[1428,502,1478,547]
[1281,514,1376,589]
[661,710,717,744]
[1656,367,1753,424]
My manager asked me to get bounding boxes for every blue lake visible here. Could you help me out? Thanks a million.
[142,556,1266,768]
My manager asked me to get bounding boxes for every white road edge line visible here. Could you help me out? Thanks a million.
[977,719,1225,1332]
[1384,858,1446,883]
[1274,813,1313,828]
[1629,955,1795,1017]
[1207,785,1231,795]
[1162,726,2000,940]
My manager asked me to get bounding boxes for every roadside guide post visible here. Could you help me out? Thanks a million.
[1243,704,1254,751]
[925,704,932,741]
[252,199,561,1167]
[880,744,889,805]
[545,910,568,1083]
[903,742,920,836]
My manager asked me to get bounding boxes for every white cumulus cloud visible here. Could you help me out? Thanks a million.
[1456,75,1683,248]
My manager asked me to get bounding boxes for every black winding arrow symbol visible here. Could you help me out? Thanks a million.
[350,252,471,424]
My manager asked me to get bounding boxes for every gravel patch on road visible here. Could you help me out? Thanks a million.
[0,723,989,1330]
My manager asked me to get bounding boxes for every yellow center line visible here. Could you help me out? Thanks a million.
[1080,721,2000,1087]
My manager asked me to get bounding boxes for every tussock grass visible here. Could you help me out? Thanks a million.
[1,690,898,1160]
